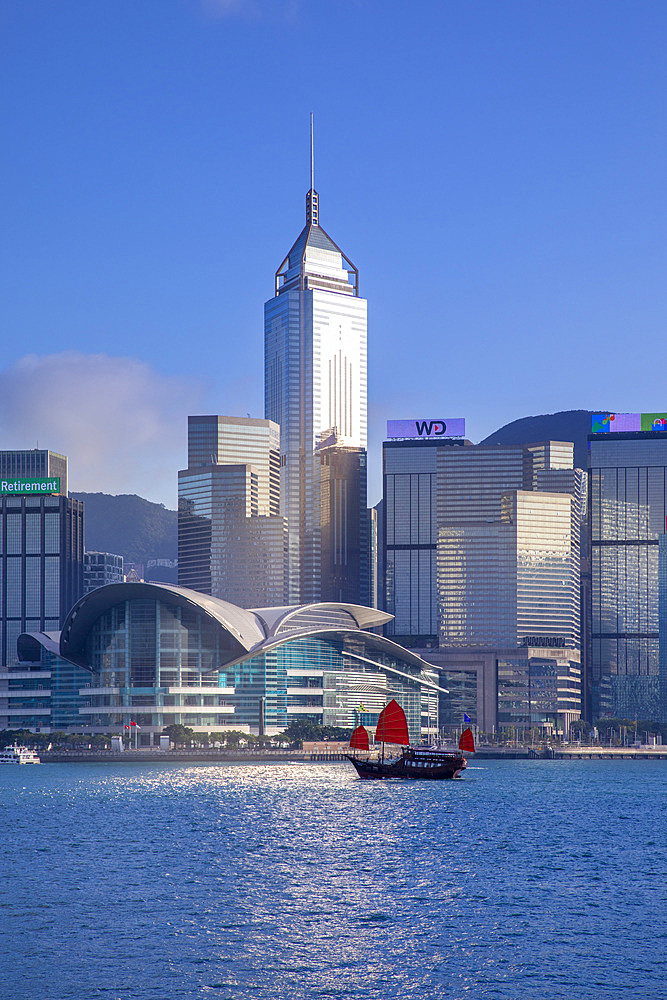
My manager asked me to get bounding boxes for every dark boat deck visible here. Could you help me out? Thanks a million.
[346,747,467,780]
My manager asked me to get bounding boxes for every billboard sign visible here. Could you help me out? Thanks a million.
[591,413,667,434]
[0,477,61,495]
[387,418,465,439]
[641,413,667,432]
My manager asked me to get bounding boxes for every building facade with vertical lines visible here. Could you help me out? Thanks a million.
[265,178,367,603]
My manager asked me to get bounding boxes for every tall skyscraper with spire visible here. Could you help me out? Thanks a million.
[264,118,368,603]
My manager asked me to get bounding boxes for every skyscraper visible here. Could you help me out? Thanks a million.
[0,450,84,670]
[318,432,368,605]
[589,415,667,720]
[264,120,367,602]
[187,415,281,516]
[438,490,580,649]
[178,416,287,607]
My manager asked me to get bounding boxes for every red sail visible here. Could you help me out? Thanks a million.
[459,728,475,753]
[375,699,410,746]
[349,725,369,751]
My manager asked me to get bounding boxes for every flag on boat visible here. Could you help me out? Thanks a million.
[358,703,367,713]
[459,728,475,753]
[375,699,410,746]
[349,725,369,751]
[463,713,471,723]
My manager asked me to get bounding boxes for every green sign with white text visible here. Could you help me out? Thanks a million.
[0,477,61,495]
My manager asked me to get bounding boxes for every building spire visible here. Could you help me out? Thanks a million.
[310,111,314,191]
[306,112,319,226]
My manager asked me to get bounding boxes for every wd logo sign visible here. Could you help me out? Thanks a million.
[415,420,447,436]
[387,418,465,440]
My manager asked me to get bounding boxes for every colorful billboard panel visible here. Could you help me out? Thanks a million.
[387,418,465,439]
[591,413,641,433]
[591,413,667,434]
[641,413,667,432]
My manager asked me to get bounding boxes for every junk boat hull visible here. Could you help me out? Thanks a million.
[346,747,466,780]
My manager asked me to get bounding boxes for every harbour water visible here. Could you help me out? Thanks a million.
[1,759,665,1000]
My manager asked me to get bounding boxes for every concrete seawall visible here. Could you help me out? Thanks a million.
[37,747,667,763]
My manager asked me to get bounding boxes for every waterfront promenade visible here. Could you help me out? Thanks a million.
[38,745,667,763]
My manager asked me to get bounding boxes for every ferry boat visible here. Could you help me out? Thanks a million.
[0,744,41,764]
[345,699,472,780]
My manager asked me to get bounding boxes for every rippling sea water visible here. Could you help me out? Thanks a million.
[1,759,665,1000]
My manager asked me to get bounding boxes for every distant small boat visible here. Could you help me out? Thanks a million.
[345,700,471,780]
[0,744,41,765]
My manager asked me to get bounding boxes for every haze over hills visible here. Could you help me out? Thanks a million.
[72,492,177,566]
[480,409,595,470]
[74,411,598,564]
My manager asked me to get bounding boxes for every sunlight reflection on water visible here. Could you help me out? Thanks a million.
[1,760,665,1000]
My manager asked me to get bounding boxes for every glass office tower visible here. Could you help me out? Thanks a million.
[383,438,466,645]
[318,436,369,605]
[589,430,667,720]
[383,438,585,648]
[178,416,287,607]
[0,449,68,495]
[438,490,579,649]
[265,179,367,602]
[0,450,83,724]
[187,416,281,517]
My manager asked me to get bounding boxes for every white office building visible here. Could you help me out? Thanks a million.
[264,152,367,603]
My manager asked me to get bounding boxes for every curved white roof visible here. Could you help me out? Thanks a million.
[249,602,392,637]
[59,584,395,670]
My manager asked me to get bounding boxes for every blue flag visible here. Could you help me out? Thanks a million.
[463,714,471,724]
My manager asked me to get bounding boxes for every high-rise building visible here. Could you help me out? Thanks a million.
[318,433,368,604]
[178,417,287,607]
[264,127,367,602]
[438,490,580,649]
[0,449,68,495]
[0,450,84,726]
[381,429,585,735]
[383,433,586,648]
[187,415,280,516]
[84,552,124,593]
[383,435,468,646]
[588,417,667,721]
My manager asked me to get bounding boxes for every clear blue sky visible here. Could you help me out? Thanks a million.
[1,0,666,506]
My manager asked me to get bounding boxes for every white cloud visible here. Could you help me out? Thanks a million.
[0,353,208,508]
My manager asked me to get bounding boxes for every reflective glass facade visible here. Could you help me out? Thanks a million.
[438,492,578,649]
[589,432,667,719]
[265,188,367,603]
[0,494,84,669]
[232,635,430,741]
[384,440,584,653]
[318,443,369,604]
[179,419,287,607]
[81,598,236,731]
[1,585,437,740]
[496,653,581,737]
[178,465,287,607]
[383,439,459,644]
[186,416,280,517]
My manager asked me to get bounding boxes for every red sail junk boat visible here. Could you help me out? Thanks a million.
[345,699,472,780]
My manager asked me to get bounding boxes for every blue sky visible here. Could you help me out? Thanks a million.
[1,0,666,506]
